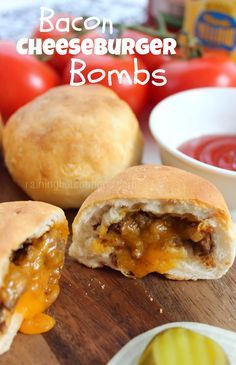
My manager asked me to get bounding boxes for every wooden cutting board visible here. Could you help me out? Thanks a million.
[0,148,236,365]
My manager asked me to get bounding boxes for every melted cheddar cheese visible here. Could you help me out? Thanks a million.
[0,223,68,335]
[97,212,212,278]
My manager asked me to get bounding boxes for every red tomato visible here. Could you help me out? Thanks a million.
[0,41,59,122]
[32,14,103,73]
[32,14,78,40]
[63,54,149,115]
[151,53,236,104]
[32,13,79,73]
[122,30,177,72]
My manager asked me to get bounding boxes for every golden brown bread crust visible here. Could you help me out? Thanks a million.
[79,165,231,226]
[3,85,144,208]
[0,201,68,259]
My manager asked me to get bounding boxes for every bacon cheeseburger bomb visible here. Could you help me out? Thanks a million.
[3,85,143,208]
[0,201,68,354]
[70,165,236,280]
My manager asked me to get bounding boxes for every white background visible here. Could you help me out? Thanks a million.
[0,0,147,12]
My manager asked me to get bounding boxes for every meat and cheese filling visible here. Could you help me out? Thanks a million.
[0,222,68,335]
[94,211,214,278]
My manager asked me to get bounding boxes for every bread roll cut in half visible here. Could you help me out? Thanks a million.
[3,85,143,208]
[70,165,236,280]
[0,201,68,355]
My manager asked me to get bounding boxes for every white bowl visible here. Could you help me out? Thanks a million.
[108,322,236,365]
[149,87,236,214]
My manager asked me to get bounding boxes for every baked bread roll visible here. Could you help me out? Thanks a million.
[70,165,235,280]
[0,201,68,354]
[3,85,143,208]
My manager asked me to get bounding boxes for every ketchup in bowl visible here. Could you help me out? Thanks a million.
[179,135,236,171]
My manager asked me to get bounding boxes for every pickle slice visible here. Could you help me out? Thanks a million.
[139,327,229,365]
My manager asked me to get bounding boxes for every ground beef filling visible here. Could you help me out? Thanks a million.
[0,223,67,334]
[98,212,214,278]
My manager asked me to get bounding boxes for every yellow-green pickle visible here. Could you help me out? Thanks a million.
[138,328,229,365]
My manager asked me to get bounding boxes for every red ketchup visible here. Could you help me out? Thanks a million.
[179,135,236,171]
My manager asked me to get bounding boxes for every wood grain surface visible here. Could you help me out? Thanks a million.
[0,150,235,365]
